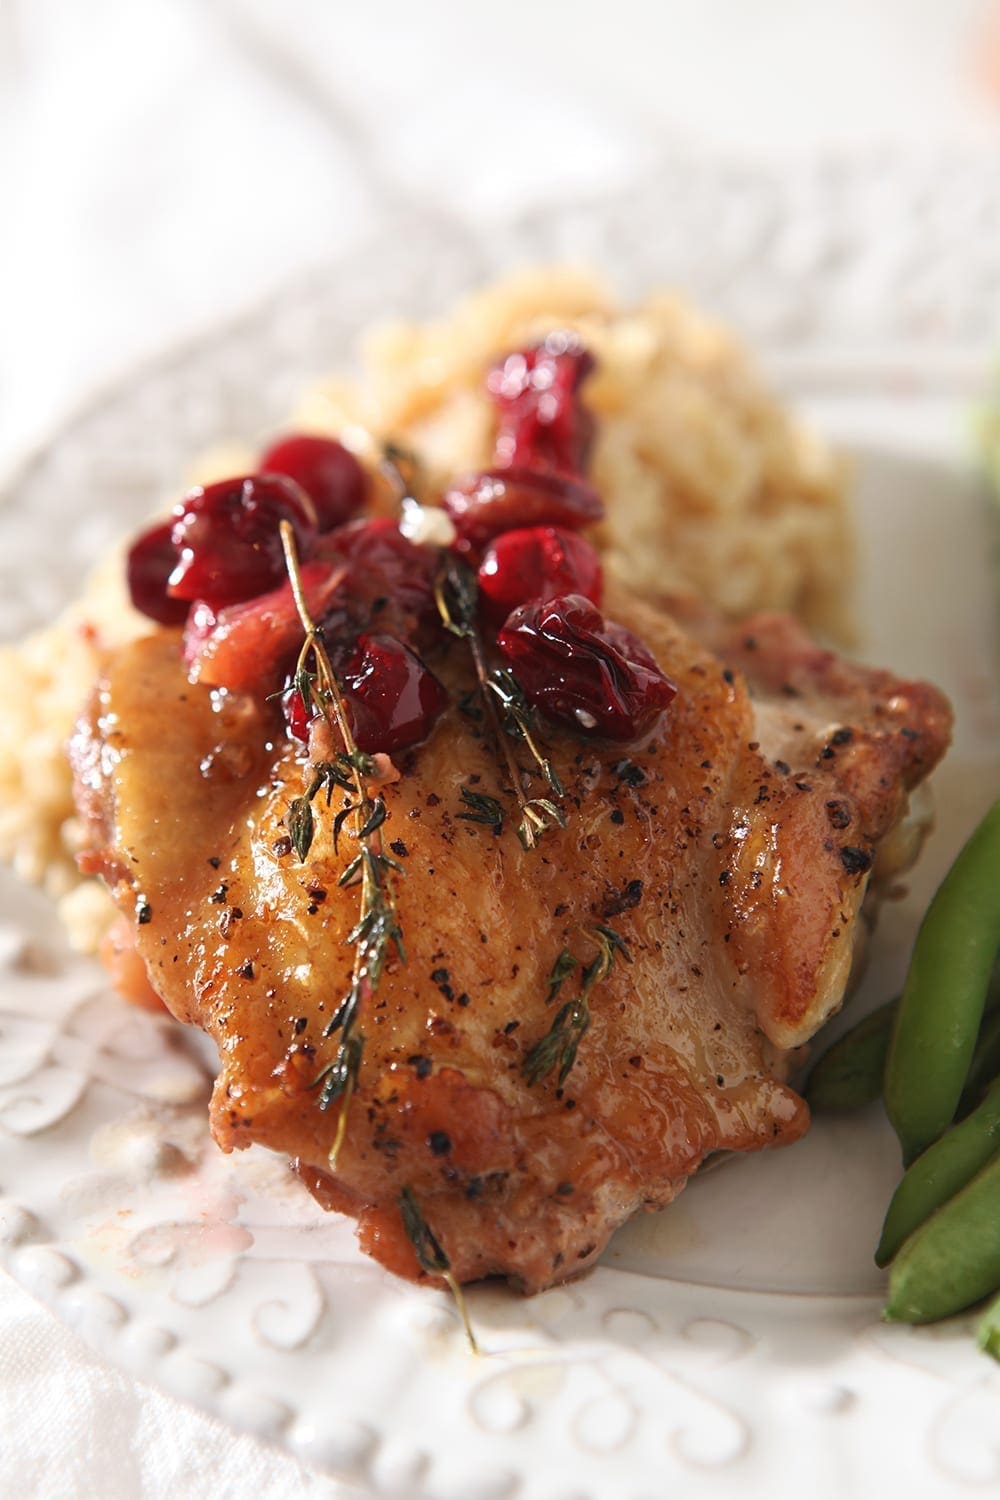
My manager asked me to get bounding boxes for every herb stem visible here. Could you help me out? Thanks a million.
[467,629,541,847]
[434,561,565,849]
[280,522,357,760]
[399,1186,479,1353]
[280,521,404,1170]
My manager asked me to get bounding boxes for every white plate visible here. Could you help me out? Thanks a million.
[2,169,1000,1500]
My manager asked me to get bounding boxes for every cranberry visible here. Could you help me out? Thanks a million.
[340,634,448,753]
[126,520,190,625]
[442,467,604,556]
[184,560,345,692]
[497,594,676,742]
[259,434,367,532]
[317,517,440,644]
[281,677,315,743]
[477,526,603,624]
[281,634,447,752]
[487,334,596,475]
[168,474,318,610]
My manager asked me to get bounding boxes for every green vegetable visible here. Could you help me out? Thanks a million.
[978,1289,1000,1361]
[876,1077,1000,1266]
[884,1152,1000,1324]
[884,799,1000,1165]
[959,1008,1000,1118]
[804,999,896,1112]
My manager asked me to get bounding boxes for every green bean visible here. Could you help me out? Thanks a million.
[876,1077,1000,1266]
[883,1152,1000,1324]
[806,968,1000,1116]
[804,999,897,1112]
[958,1008,1000,1117]
[978,1289,1000,1361]
[884,798,1000,1165]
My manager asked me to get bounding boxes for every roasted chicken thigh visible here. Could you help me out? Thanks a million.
[71,582,950,1291]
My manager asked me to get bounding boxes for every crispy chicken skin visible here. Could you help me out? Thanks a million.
[71,584,951,1291]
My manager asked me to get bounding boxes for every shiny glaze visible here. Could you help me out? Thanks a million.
[72,585,951,1290]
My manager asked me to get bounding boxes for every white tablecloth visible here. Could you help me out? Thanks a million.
[2,2,999,1494]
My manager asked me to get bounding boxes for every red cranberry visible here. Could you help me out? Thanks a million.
[497,594,676,742]
[126,520,190,625]
[184,560,344,692]
[168,474,318,610]
[487,334,596,475]
[317,517,440,643]
[259,434,367,532]
[478,526,603,624]
[442,467,604,555]
[340,634,448,753]
[281,677,315,743]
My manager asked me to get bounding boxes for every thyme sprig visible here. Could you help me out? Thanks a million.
[456,786,504,835]
[399,1186,478,1353]
[522,925,632,1087]
[435,558,566,849]
[279,521,405,1169]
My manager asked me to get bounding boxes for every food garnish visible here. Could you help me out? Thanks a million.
[434,557,566,849]
[522,926,631,1086]
[280,520,405,1168]
[399,1187,478,1352]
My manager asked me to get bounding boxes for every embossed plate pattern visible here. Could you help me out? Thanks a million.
[2,159,1000,1499]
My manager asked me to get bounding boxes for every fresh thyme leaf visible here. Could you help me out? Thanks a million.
[523,927,630,1086]
[295,665,316,704]
[456,786,504,834]
[311,758,356,797]
[358,798,388,838]
[332,804,353,853]
[527,798,566,828]
[546,950,578,1004]
[487,669,565,797]
[324,990,353,1037]
[287,797,315,861]
[316,1032,365,1110]
[399,1185,450,1275]
[434,558,479,639]
[338,853,363,887]
[591,924,632,963]
[346,748,379,779]
[522,999,590,1087]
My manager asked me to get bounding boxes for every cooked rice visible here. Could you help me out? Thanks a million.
[298,266,851,632]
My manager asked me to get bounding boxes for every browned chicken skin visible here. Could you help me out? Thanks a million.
[71,584,951,1291]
